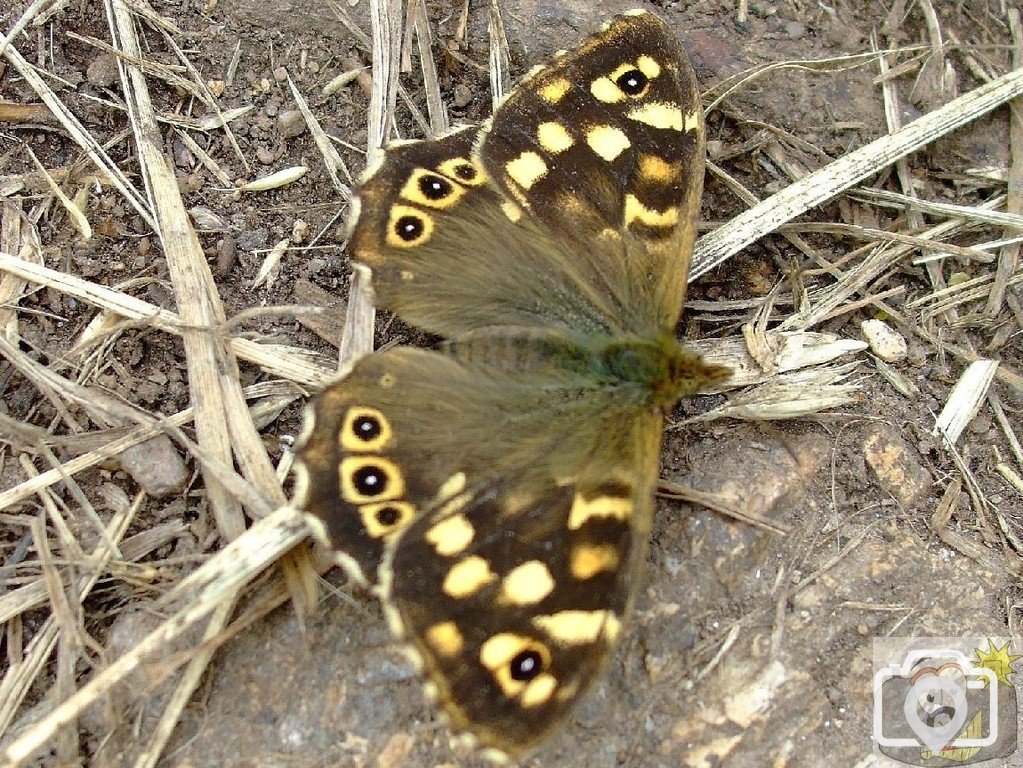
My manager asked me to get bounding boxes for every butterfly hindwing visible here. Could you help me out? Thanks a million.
[380,406,663,756]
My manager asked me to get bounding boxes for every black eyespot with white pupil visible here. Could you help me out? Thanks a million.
[352,464,388,496]
[453,162,477,182]
[375,505,401,527]
[395,214,424,242]
[509,649,544,682]
[418,173,453,200]
[352,414,382,442]
[616,68,648,96]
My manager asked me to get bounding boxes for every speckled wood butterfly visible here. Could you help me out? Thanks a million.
[293,9,730,760]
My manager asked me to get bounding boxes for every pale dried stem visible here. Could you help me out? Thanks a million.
[692,65,1023,279]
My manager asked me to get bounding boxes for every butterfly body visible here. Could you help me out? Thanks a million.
[294,9,729,759]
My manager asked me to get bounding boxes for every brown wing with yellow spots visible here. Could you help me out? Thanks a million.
[295,344,660,595]
[381,460,661,760]
[346,10,703,338]
[478,10,705,332]
[348,127,624,337]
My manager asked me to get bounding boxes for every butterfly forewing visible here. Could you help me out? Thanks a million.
[478,11,705,332]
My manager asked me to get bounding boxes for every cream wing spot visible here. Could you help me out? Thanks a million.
[585,125,631,162]
[624,194,680,228]
[590,76,624,103]
[536,122,574,154]
[636,55,661,79]
[443,555,496,598]
[520,674,558,707]
[500,561,555,606]
[685,109,701,132]
[501,200,523,223]
[505,151,548,189]
[570,542,621,579]
[627,102,685,131]
[532,610,621,645]
[425,621,464,657]
[425,513,475,556]
[538,78,571,104]
[567,493,632,530]
[436,472,467,502]
[638,153,678,183]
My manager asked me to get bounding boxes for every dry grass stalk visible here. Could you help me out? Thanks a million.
[410,0,448,135]
[985,8,1022,317]
[0,492,141,739]
[933,359,999,444]
[0,202,41,341]
[0,507,308,767]
[1,42,154,229]
[692,65,1023,279]
[851,187,1023,231]
[0,384,295,514]
[489,0,511,110]
[0,252,333,386]
[286,73,353,196]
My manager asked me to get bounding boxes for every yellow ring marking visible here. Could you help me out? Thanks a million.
[398,168,465,209]
[385,204,433,248]
[339,405,392,452]
[437,156,488,187]
[500,561,555,606]
[358,500,416,538]
[339,455,404,504]
[443,555,496,598]
[479,633,555,702]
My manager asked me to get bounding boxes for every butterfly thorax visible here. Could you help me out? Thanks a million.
[596,332,730,410]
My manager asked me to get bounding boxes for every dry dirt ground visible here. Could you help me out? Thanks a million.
[1,0,1022,767]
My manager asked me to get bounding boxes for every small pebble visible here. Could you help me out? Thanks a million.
[276,109,306,139]
[861,319,908,362]
[86,53,119,87]
[453,83,472,108]
[255,145,276,165]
